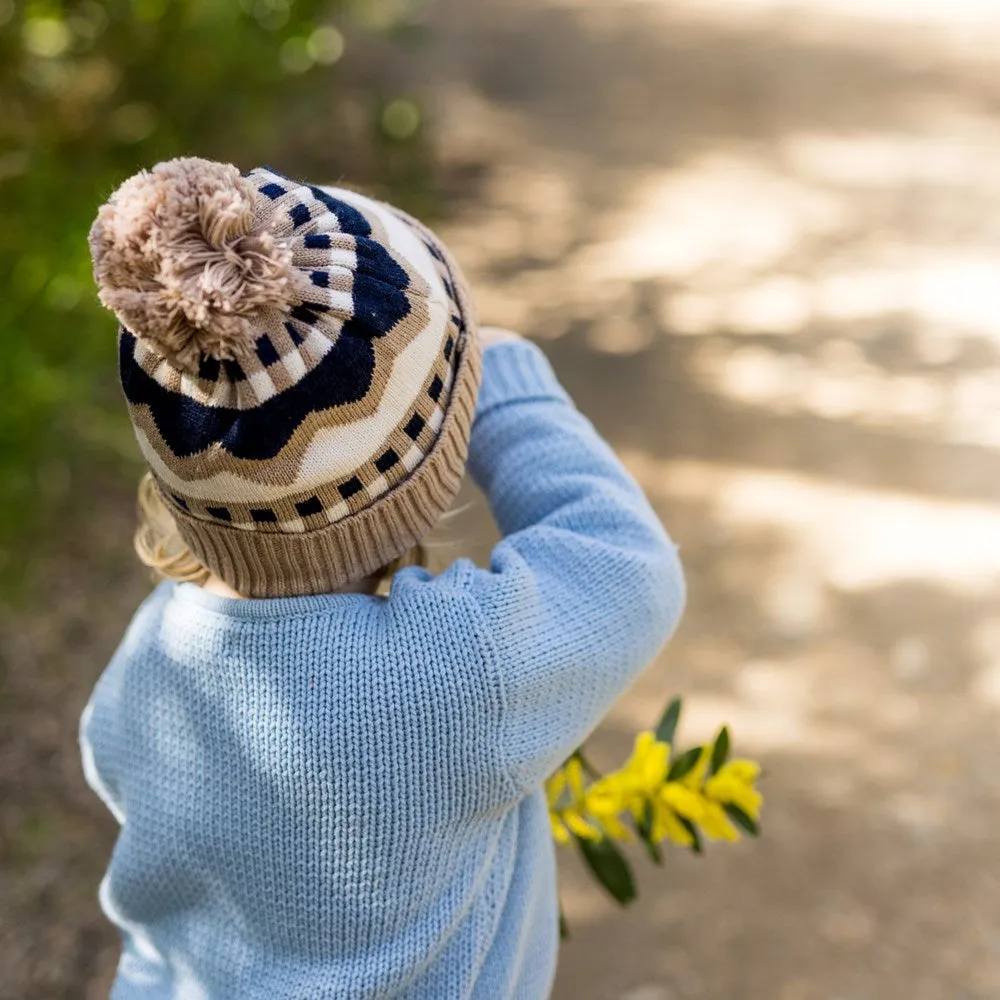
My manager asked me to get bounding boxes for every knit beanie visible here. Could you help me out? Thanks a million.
[89,157,481,598]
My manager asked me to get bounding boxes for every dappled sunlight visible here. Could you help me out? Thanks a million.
[782,127,1000,190]
[811,257,1000,338]
[665,277,811,337]
[664,0,1000,31]
[555,0,1000,61]
[595,450,1000,822]
[438,120,1000,455]
[565,132,1000,368]
[417,0,1000,995]
[666,251,1000,344]
[695,341,1000,447]
[572,155,845,285]
[625,454,1000,592]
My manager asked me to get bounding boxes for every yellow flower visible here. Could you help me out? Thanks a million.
[704,760,763,821]
[546,758,602,843]
[563,810,602,841]
[584,776,625,816]
[547,734,763,851]
[660,782,705,823]
[565,757,587,800]
[647,781,704,846]
[697,799,740,842]
[546,768,567,803]
[584,776,633,841]
[593,730,673,824]
[546,768,572,844]
[549,812,571,844]
[679,745,712,792]
[650,804,695,846]
[620,731,671,797]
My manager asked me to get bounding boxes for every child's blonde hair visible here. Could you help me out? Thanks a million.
[134,473,428,593]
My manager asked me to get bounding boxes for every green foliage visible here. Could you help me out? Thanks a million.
[635,800,664,866]
[555,696,764,934]
[654,696,682,746]
[0,0,433,591]
[575,835,637,906]
[666,746,702,782]
[724,803,760,836]
[677,816,703,855]
[710,725,730,775]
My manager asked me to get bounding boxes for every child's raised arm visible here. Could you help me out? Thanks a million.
[462,335,686,792]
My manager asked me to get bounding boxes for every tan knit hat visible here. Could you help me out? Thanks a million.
[89,157,480,597]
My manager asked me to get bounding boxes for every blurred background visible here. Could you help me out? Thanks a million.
[2,0,1000,997]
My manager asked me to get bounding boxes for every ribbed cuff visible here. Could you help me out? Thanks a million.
[475,340,570,419]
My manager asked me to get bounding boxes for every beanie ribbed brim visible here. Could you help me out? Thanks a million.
[166,330,480,598]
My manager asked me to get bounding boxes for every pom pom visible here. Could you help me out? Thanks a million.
[89,157,303,373]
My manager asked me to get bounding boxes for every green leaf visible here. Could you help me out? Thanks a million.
[641,835,664,866]
[576,836,637,906]
[678,817,703,855]
[636,801,664,866]
[655,697,683,746]
[559,905,570,940]
[709,726,730,775]
[724,803,760,837]
[667,746,703,782]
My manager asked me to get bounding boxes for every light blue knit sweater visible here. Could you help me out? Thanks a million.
[81,340,685,1000]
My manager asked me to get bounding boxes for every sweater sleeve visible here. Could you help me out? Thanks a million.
[462,340,686,792]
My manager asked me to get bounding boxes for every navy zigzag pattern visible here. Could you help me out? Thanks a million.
[120,331,375,460]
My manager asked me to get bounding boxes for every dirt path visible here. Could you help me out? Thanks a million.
[4,1,1000,997]
[419,3,1000,997]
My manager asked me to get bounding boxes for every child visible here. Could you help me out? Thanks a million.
[81,157,685,999]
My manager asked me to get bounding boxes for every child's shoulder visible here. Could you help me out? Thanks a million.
[120,580,173,643]
[388,559,481,598]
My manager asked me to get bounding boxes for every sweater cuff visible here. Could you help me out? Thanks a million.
[475,340,570,419]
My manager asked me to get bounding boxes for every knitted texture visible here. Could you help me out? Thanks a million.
[81,341,686,1000]
[92,160,481,597]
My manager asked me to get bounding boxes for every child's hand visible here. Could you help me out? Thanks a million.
[478,326,523,350]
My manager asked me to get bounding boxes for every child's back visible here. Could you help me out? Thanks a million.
[81,159,684,999]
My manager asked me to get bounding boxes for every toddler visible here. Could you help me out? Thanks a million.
[81,157,685,999]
